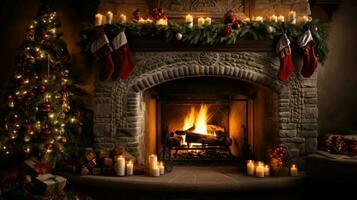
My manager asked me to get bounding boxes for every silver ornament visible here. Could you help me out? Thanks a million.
[176,32,183,41]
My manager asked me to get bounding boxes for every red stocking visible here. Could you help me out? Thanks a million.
[91,26,115,81]
[112,31,136,79]
[276,34,294,81]
[299,30,318,77]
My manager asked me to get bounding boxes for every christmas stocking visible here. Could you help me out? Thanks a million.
[112,31,136,79]
[276,34,295,81]
[90,26,115,81]
[298,30,318,77]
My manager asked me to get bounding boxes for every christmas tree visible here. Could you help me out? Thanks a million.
[0,1,82,166]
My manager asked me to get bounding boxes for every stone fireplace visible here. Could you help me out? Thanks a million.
[93,45,318,166]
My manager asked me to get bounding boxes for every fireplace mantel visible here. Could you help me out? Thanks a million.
[129,39,274,52]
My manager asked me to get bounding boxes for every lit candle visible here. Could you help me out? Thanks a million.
[148,154,158,176]
[159,161,165,175]
[205,17,212,25]
[255,162,264,178]
[299,16,309,24]
[118,14,127,23]
[126,160,134,176]
[247,160,255,176]
[277,15,285,22]
[197,17,205,26]
[146,18,153,24]
[270,15,278,23]
[255,16,264,22]
[264,165,270,177]
[138,17,146,24]
[290,164,298,177]
[106,11,113,24]
[185,14,193,27]
[103,157,113,167]
[242,17,250,23]
[115,155,125,176]
[151,166,160,177]
[95,13,103,26]
[156,18,168,26]
[288,10,296,24]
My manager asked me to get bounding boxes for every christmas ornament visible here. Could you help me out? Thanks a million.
[23,123,32,133]
[176,32,183,40]
[298,30,318,77]
[276,34,294,81]
[223,9,237,24]
[38,84,46,93]
[266,26,275,33]
[41,127,52,136]
[41,102,53,112]
[232,22,241,30]
[223,25,234,36]
[149,8,167,21]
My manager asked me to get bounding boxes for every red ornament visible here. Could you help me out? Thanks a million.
[7,94,13,100]
[232,22,241,30]
[223,25,234,36]
[38,84,46,93]
[60,137,67,144]
[26,90,36,99]
[23,123,32,133]
[224,10,237,24]
[41,102,52,112]
[149,8,167,21]
[41,127,52,136]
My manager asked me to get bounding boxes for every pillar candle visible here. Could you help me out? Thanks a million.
[205,17,212,25]
[138,17,146,24]
[115,156,125,176]
[256,163,264,178]
[242,17,250,23]
[95,13,103,26]
[156,18,168,26]
[106,11,113,24]
[126,160,133,176]
[270,15,278,23]
[264,165,270,177]
[290,164,298,177]
[118,14,127,23]
[197,17,205,26]
[185,14,193,28]
[146,18,153,24]
[288,10,296,24]
[159,162,165,175]
[148,154,158,169]
[254,16,264,22]
[277,15,285,22]
[247,160,255,176]
[151,166,160,177]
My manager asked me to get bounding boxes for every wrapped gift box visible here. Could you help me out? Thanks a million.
[33,174,67,196]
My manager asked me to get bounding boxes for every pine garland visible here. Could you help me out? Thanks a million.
[80,20,329,64]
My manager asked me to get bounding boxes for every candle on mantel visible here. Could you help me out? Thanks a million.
[299,15,309,24]
[95,13,103,26]
[256,162,264,178]
[118,14,127,23]
[205,17,212,25]
[270,15,278,23]
[247,160,255,176]
[148,154,158,176]
[277,15,285,22]
[255,16,264,22]
[126,160,133,176]
[288,10,296,24]
[106,11,113,24]
[159,161,165,175]
[185,14,193,27]
[264,165,270,177]
[290,164,298,177]
[146,18,153,24]
[115,155,125,176]
[242,17,250,23]
[156,18,168,26]
[197,17,205,26]
[151,165,160,177]
[138,17,146,24]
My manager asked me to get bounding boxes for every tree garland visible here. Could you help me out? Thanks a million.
[79,20,329,64]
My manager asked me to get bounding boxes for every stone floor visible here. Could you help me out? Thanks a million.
[66,165,306,199]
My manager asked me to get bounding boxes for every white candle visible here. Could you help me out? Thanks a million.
[138,17,146,24]
[197,17,205,26]
[264,165,270,177]
[288,10,296,24]
[101,15,107,25]
[151,166,160,177]
[159,162,165,175]
[256,162,264,178]
[126,160,133,176]
[115,156,125,176]
[290,164,298,177]
[270,15,278,23]
[146,18,153,24]
[247,160,255,176]
[106,11,113,24]
[299,16,309,24]
[118,14,127,23]
[255,16,264,22]
[148,154,158,169]
[205,17,211,25]
[277,15,285,22]
[156,18,168,26]
[185,14,193,27]
[95,13,103,26]
[242,17,250,23]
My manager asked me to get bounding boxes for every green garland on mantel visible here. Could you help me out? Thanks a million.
[79,21,329,64]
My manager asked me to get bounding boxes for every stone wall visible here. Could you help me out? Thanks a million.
[94,51,318,165]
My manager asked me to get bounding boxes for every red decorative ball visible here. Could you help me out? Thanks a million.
[38,84,46,93]
[41,102,52,112]
[224,10,237,24]
[232,22,241,30]
[41,127,52,136]
[60,137,67,144]
[7,94,13,100]
[223,25,234,36]
[27,91,36,99]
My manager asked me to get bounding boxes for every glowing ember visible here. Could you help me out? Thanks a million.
[183,104,212,135]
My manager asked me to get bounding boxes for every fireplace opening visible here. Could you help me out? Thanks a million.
[143,77,278,163]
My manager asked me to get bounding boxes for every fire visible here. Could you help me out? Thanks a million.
[183,104,210,135]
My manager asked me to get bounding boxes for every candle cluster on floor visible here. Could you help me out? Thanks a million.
[148,154,165,177]
[114,155,134,177]
[246,160,298,178]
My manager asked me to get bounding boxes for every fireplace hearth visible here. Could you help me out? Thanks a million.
[93,43,318,167]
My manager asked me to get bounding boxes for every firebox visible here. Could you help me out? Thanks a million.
[144,77,277,163]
